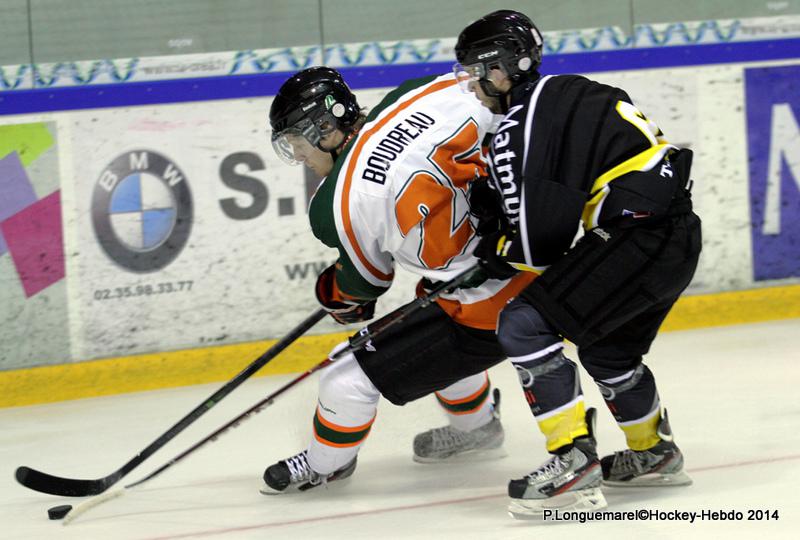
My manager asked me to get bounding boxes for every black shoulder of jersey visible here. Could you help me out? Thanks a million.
[544,74,629,100]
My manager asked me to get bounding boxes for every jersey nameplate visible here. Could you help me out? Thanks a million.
[362,112,436,185]
[490,104,523,225]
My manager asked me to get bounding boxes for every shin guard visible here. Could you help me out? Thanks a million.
[591,364,661,451]
[308,350,380,475]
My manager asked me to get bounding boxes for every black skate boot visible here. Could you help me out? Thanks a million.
[507,407,606,519]
[260,449,357,494]
[601,409,692,487]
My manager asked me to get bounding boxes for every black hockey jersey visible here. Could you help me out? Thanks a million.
[486,74,690,271]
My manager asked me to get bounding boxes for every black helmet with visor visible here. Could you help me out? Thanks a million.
[270,66,361,165]
[454,10,543,98]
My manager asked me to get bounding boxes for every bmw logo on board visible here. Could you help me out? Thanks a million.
[92,150,192,272]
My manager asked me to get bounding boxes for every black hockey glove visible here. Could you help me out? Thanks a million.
[473,230,518,280]
[468,177,506,236]
[315,264,377,325]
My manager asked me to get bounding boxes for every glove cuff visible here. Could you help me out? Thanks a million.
[316,264,360,310]
[315,264,377,324]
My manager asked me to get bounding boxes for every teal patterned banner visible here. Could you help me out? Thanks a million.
[1,16,798,91]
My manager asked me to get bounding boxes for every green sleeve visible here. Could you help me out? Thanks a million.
[307,143,391,301]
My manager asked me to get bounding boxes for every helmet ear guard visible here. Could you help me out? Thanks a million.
[325,94,348,119]
[330,102,346,118]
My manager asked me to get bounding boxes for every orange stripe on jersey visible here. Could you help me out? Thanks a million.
[435,373,489,406]
[435,272,536,330]
[342,78,458,282]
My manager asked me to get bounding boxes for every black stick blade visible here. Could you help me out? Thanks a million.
[15,466,115,497]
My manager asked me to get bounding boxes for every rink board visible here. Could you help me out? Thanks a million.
[1,25,799,405]
[2,283,798,407]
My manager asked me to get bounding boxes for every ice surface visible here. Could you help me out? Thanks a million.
[2,319,798,539]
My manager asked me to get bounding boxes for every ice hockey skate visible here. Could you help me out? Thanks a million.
[601,409,692,487]
[260,450,357,494]
[413,389,506,463]
[507,407,606,519]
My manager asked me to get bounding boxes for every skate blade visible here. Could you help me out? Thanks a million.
[508,487,607,520]
[412,446,507,464]
[603,470,693,488]
[259,476,354,496]
[259,484,286,495]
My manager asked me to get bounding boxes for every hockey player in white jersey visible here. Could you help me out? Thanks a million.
[262,67,534,493]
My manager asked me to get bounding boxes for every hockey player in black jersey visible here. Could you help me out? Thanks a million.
[455,10,701,518]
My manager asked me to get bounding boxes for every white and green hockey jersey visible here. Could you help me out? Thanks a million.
[308,73,533,329]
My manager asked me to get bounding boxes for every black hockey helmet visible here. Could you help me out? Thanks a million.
[270,66,361,164]
[454,10,543,96]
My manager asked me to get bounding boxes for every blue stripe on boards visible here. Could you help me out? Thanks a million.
[2,38,799,115]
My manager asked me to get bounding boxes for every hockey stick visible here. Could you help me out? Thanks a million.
[64,356,329,525]
[15,308,328,498]
[62,265,481,524]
